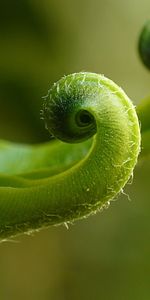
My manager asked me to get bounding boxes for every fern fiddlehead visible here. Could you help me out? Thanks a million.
[138,20,150,70]
[0,72,140,240]
[137,20,150,158]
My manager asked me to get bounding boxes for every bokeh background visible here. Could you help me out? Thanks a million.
[0,0,150,299]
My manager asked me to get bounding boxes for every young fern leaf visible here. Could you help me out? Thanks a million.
[0,72,140,240]
[137,20,150,158]
[138,20,150,70]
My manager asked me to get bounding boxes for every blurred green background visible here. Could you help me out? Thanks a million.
[0,0,150,299]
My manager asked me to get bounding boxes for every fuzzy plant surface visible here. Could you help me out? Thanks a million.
[0,21,149,241]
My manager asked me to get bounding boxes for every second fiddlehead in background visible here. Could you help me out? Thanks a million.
[137,20,150,158]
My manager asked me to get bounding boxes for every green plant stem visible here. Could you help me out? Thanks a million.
[138,20,150,159]
[0,72,140,240]
[137,97,150,158]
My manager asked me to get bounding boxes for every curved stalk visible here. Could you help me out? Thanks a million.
[0,72,140,240]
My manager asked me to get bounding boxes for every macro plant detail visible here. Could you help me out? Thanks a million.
[0,21,149,241]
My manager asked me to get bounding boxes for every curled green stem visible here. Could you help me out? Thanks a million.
[0,72,140,240]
